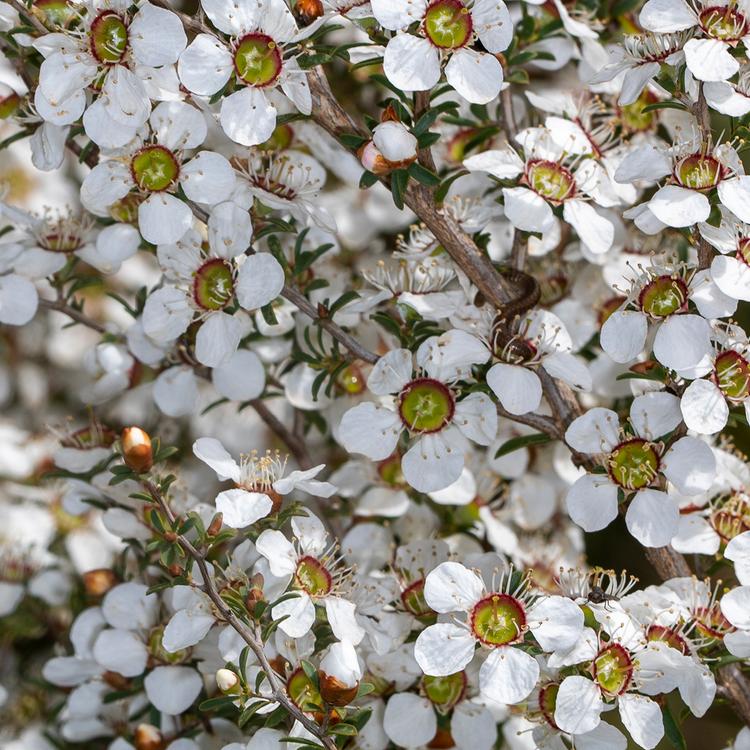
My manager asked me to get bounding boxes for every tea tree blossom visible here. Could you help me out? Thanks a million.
[338,332,497,493]
[371,0,512,104]
[564,393,716,546]
[414,561,584,704]
[177,0,311,146]
[193,437,336,528]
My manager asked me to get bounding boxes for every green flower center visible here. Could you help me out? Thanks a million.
[295,555,332,596]
[646,624,689,655]
[401,578,434,620]
[638,275,688,318]
[607,438,660,490]
[131,145,179,192]
[470,593,526,646]
[422,672,467,712]
[715,350,750,400]
[675,153,724,190]
[110,194,141,223]
[234,33,282,87]
[700,6,748,40]
[526,159,576,202]
[398,378,455,433]
[538,682,560,729]
[36,0,73,25]
[618,91,657,134]
[710,492,750,541]
[423,0,473,49]
[89,12,128,64]
[193,258,235,311]
[593,643,633,696]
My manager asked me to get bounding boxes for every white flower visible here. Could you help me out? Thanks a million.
[414,561,583,705]
[465,127,616,254]
[564,393,716,546]
[177,0,311,146]
[193,437,336,528]
[255,511,364,642]
[80,101,236,245]
[640,0,750,81]
[33,0,186,138]
[721,585,750,656]
[338,331,497,493]
[371,0,511,104]
[726,530,750,584]
[701,207,750,301]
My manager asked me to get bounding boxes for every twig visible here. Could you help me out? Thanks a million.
[413,91,437,172]
[6,0,48,34]
[249,398,314,470]
[38,298,107,334]
[144,479,338,750]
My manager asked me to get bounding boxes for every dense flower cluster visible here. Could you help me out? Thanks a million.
[2,0,750,748]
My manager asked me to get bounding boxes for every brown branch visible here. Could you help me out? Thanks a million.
[144,479,338,750]
[249,398,314,470]
[413,91,437,172]
[6,0,48,34]
[38,298,108,334]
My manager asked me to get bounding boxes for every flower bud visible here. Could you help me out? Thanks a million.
[207,512,223,537]
[134,723,165,750]
[358,141,392,176]
[246,572,265,608]
[216,668,240,694]
[0,84,21,120]
[372,121,418,166]
[82,568,118,597]
[121,427,153,473]
[294,0,323,24]
[318,641,361,707]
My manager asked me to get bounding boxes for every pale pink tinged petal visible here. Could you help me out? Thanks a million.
[472,0,513,52]
[653,314,713,377]
[194,312,242,367]
[367,348,413,395]
[192,437,240,481]
[138,193,192,245]
[718,176,750,223]
[177,34,233,95]
[553,675,603,735]
[721,585,750,629]
[528,595,584,652]
[502,186,554,232]
[424,561,484,613]
[486,362,542,415]
[129,3,187,67]
[212,349,265,401]
[181,151,236,205]
[216,489,273,528]
[684,38,739,82]
[445,49,503,105]
[726,532,750,585]
[383,694,436,748]
[383,33,441,92]
[662,436,716,495]
[639,0,697,32]
[478,646,539,705]
[565,475,619,532]
[464,147,524,179]
[235,252,285,310]
[680,379,728,435]
[625,489,679,547]
[564,407,620,453]
[618,693,664,750]
[272,593,316,637]
[144,666,203,715]
[711,255,750,301]
[648,185,710,227]
[338,402,402,461]
[401,432,465,493]
[630,391,682,439]
[414,623,477,676]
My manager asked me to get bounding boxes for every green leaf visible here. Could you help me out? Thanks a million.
[328,290,361,318]
[359,170,378,189]
[261,302,278,326]
[340,132,368,149]
[390,169,408,210]
[641,100,688,113]
[199,695,238,713]
[408,162,441,187]
[330,723,357,736]
[663,704,687,750]
[494,432,552,459]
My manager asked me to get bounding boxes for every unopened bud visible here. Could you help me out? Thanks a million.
[358,141,392,176]
[318,641,361,707]
[294,0,323,24]
[167,563,182,577]
[246,572,265,608]
[381,103,400,123]
[207,512,223,537]
[82,568,118,597]
[134,723,166,750]
[121,427,153,473]
[216,668,240,694]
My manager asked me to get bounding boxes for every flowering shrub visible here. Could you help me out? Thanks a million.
[2,0,750,748]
